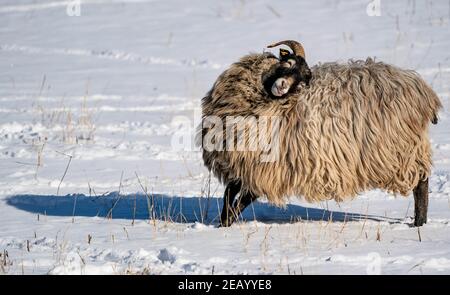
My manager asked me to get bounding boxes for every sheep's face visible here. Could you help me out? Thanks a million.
[271,76,297,97]
[262,49,312,99]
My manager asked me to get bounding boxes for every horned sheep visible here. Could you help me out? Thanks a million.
[198,40,442,227]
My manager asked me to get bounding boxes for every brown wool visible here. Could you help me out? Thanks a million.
[198,53,442,206]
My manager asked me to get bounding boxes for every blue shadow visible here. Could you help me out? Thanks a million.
[5,193,399,225]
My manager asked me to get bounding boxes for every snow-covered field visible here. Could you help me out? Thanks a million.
[1,0,450,275]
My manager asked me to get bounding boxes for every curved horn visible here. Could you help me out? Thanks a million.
[267,40,305,59]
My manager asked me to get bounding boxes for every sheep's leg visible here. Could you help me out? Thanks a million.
[221,190,258,227]
[220,180,242,227]
[413,178,429,227]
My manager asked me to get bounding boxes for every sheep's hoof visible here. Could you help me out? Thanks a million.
[219,220,232,227]
[219,216,234,227]
[413,216,427,227]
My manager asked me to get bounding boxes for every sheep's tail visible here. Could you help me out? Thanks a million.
[413,70,443,125]
[427,91,442,125]
[432,114,438,124]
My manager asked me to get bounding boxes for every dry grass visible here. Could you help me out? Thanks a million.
[0,250,12,274]
[33,82,96,145]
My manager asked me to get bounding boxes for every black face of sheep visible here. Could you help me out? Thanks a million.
[262,42,312,98]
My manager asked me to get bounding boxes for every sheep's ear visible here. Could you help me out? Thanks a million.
[279,49,290,58]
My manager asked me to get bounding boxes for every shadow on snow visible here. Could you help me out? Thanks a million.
[5,193,400,225]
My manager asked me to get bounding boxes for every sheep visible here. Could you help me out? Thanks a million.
[197,40,442,227]
[262,40,312,98]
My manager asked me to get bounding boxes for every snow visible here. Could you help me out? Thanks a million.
[0,0,450,275]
